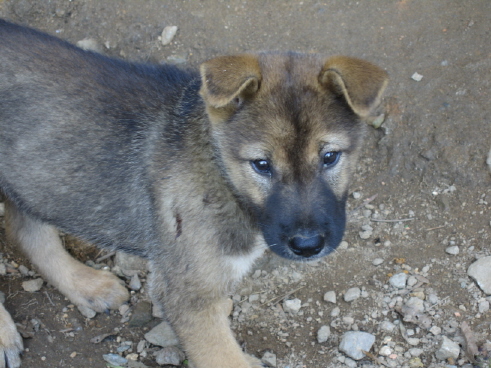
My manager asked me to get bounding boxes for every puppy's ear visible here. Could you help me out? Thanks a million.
[319,56,388,118]
[200,54,261,109]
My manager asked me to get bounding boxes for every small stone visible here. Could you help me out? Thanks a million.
[144,321,179,347]
[137,340,146,353]
[411,72,423,81]
[379,321,396,333]
[76,38,102,53]
[408,357,424,368]
[389,273,407,289]
[129,274,142,291]
[18,265,29,276]
[359,230,372,239]
[407,276,418,287]
[22,278,43,292]
[445,246,460,255]
[429,325,442,335]
[408,348,424,357]
[114,252,147,274]
[283,298,302,314]
[126,353,139,361]
[0,263,6,276]
[468,256,491,294]
[77,305,96,319]
[129,301,153,327]
[317,325,330,343]
[339,331,376,360]
[155,346,185,366]
[479,300,490,313]
[160,26,178,46]
[344,287,361,302]
[103,354,128,366]
[435,336,460,360]
[352,192,361,199]
[0,291,5,304]
[331,307,340,317]
[323,291,336,304]
[338,241,349,250]
[372,258,384,266]
[379,345,392,356]
[261,351,277,367]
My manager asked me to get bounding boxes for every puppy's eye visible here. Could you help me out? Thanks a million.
[251,159,272,175]
[323,151,341,168]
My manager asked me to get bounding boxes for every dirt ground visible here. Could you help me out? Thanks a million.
[0,1,490,367]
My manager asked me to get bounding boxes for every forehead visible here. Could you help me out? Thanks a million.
[234,53,359,152]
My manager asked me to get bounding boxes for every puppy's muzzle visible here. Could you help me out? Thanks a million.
[288,231,325,258]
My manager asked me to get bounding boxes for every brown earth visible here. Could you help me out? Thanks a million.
[0,1,490,367]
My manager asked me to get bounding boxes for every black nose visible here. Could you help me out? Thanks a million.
[288,233,324,258]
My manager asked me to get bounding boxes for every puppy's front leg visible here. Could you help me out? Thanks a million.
[149,267,264,368]
[0,303,23,368]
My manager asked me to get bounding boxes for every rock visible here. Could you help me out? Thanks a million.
[0,263,6,276]
[76,38,102,53]
[429,326,442,335]
[155,346,185,366]
[102,354,128,366]
[339,331,375,360]
[114,252,147,274]
[379,345,392,356]
[144,321,179,347]
[18,265,29,276]
[379,321,396,332]
[445,246,460,255]
[160,26,178,45]
[344,287,361,302]
[372,258,384,266]
[468,256,491,294]
[435,336,460,360]
[129,274,142,291]
[389,273,407,289]
[323,291,336,304]
[408,357,424,368]
[261,351,277,367]
[330,307,340,317]
[283,298,302,314]
[22,278,43,292]
[317,325,330,343]
[0,291,5,304]
[77,305,96,319]
[479,300,490,313]
[129,301,153,327]
[411,72,423,81]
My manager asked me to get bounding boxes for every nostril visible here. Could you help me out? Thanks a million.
[288,234,324,257]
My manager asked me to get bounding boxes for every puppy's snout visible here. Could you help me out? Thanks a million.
[288,232,324,258]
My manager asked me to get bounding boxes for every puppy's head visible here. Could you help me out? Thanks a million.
[200,52,388,260]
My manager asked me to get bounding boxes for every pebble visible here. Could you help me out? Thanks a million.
[261,351,277,367]
[144,321,179,347]
[435,336,460,360]
[411,72,423,81]
[155,346,185,366]
[317,325,330,343]
[76,38,102,53]
[102,354,128,366]
[389,273,407,289]
[445,246,460,255]
[468,256,491,294]
[0,263,6,276]
[379,321,396,332]
[129,274,142,291]
[323,291,336,304]
[283,298,302,314]
[379,345,392,356]
[331,307,340,317]
[339,331,376,360]
[114,252,147,274]
[429,326,442,335]
[372,258,384,266]
[129,301,153,327]
[344,287,361,302]
[22,278,44,292]
[478,300,490,313]
[18,265,29,276]
[0,291,5,304]
[160,26,178,46]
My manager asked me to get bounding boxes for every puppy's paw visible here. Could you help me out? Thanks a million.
[0,305,23,368]
[62,266,129,313]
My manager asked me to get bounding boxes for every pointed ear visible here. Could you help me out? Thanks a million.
[319,56,388,118]
[199,54,261,109]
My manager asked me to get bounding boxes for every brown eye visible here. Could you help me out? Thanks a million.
[251,159,271,175]
[323,151,341,168]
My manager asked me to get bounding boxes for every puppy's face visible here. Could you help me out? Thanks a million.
[200,52,387,260]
